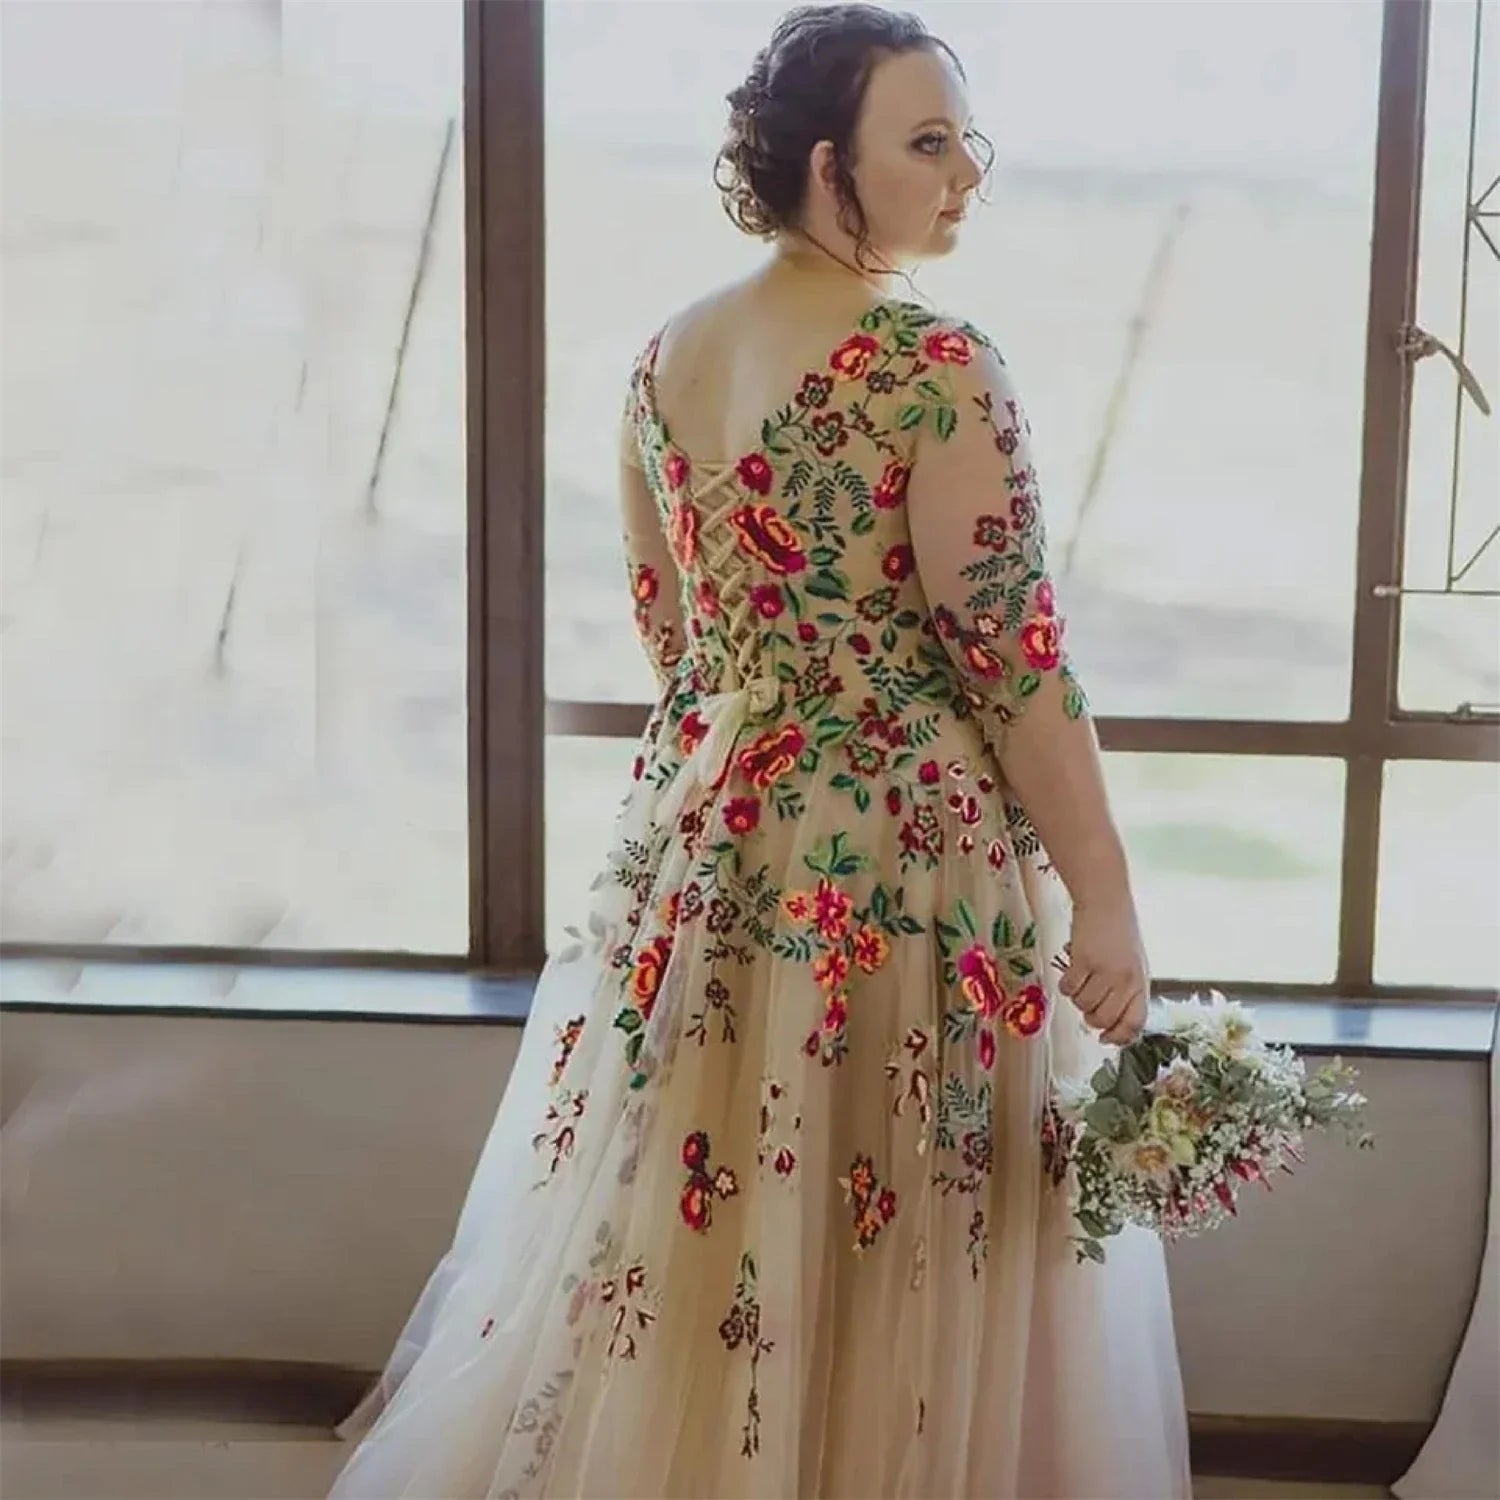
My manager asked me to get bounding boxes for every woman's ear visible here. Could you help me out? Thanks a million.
[809,139,839,197]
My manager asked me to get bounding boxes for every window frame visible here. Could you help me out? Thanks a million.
[3,0,1495,1005]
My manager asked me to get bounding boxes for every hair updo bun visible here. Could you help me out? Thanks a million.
[714,4,963,256]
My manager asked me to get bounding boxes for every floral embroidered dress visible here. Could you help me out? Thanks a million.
[329,301,1191,1499]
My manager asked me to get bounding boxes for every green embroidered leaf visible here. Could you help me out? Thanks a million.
[955,899,977,937]
[1017,673,1042,699]
[897,404,925,431]
[1007,956,1032,979]
[935,405,958,441]
[804,569,850,601]
[993,912,1016,950]
[808,545,841,568]
[854,784,870,813]
[851,510,876,536]
[915,379,946,400]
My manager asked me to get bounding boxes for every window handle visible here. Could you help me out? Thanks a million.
[1399,323,1492,416]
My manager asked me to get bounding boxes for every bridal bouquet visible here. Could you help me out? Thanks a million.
[1041,991,1374,1265]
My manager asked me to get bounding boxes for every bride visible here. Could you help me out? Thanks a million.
[329,5,1191,1495]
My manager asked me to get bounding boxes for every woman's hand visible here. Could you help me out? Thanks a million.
[1059,896,1150,1047]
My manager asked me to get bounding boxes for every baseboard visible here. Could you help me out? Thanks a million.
[1188,1411,1429,1487]
[2,1359,1430,1486]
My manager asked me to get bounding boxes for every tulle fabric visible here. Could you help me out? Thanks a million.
[327,709,1192,1500]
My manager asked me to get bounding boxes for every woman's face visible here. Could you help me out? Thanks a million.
[818,46,984,264]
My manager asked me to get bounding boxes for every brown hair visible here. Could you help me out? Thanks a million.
[714,4,990,270]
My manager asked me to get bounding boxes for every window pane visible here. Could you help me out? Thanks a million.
[1399,0,1500,714]
[1,0,467,952]
[545,735,638,954]
[1103,755,1344,984]
[544,0,1381,718]
[1377,761,1500,990]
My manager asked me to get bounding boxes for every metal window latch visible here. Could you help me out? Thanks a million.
[1398,323,1493,416]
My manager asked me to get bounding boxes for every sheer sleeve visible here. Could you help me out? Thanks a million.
[907,323,1089,761]
[619,378,686,691]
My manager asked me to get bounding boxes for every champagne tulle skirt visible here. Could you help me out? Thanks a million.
[328,744,1191,1499]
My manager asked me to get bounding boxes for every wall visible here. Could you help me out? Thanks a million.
[0,1006,1488,1425]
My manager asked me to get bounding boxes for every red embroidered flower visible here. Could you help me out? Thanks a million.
[669,499,698,567]
[797,621,818,643]
[872,460,910,510]
[696,578,721,618]
[829,333,881,381]
[1002,983,1047,1039]
[813,949,851,991]
[849,632,872,656]
[660,891,682,929]
[774,1146,797,1177]
[1010,491,1036,531]
[728,504,807,575]
[814,877,853,942]
[681,1178,712,1232]
[918,760,941,785]
[736,453,774,495]
[679,710,709,755]
[749,583,785,619]
[852,925,890,973]
[923,329,973,365]
[631,935,673,1017]
[737,723,806,789]
[886,786,902,816]
[633,564,660,606]
[1020,615,1062,671]
[632,754,645,781]
[882,544,915,582]
[977,1026,997,1070]
[682,1130,710,1171]
[973,515,1008,551]
[723,796,760,835]
[876,1187,898,1222]
[1035,578,1056,616]
[986,839,1007,871]
[810,411,848,456]
[956,943,1006,1019]
[663,450,691,491]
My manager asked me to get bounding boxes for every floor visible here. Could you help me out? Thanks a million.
[0,1414,1394,1500]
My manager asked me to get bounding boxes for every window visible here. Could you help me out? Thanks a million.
[4,0,1495,1004]
[2,0,468,955]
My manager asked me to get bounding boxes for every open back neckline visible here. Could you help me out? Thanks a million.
[640,294,923,474]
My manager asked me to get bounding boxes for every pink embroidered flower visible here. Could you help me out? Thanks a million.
[918,760,942,785]
[729,504,807,575]
[965,640,1005,680]
[923,329,973,365]
[956,943,1006,1019]
[813,949,851,992]
[852,925,890,973]
[1020,615,1062,671]
[663,450,691,491]
[696,578,721,617]
[797,621,818,643]
[679,710,709,755]
[814,878,853,942]
[822,992,849,1032]
[1035,578,1056,616]
[1002,983,1048,1039]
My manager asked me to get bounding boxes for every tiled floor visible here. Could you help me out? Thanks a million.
[0,1416,1395,1500]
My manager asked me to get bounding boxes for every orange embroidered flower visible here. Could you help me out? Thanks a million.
[663,450,691,491]
[872,460,910,510]
[813,949,851,991]
[1002,983,1048,1039]
[668,498,698,568]
[723,796,760,835]
[728,504,807,575]
[736,453,774,494]
[956,943,1006,1019]
[852,925,890,972]
[830,332,881,380]
[782,889,815,924]
[737,723,806,789]
[965,640,1004,679]
[1019,614,1062,671]
[923,329,973,365]
[814,877,853,942]
[631,935,673,1017]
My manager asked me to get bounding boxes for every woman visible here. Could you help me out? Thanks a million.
[330,6,1191,1496]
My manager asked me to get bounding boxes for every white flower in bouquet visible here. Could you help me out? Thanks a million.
[1150,1057,1199,1103]
[1110,1136,1177,1186]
